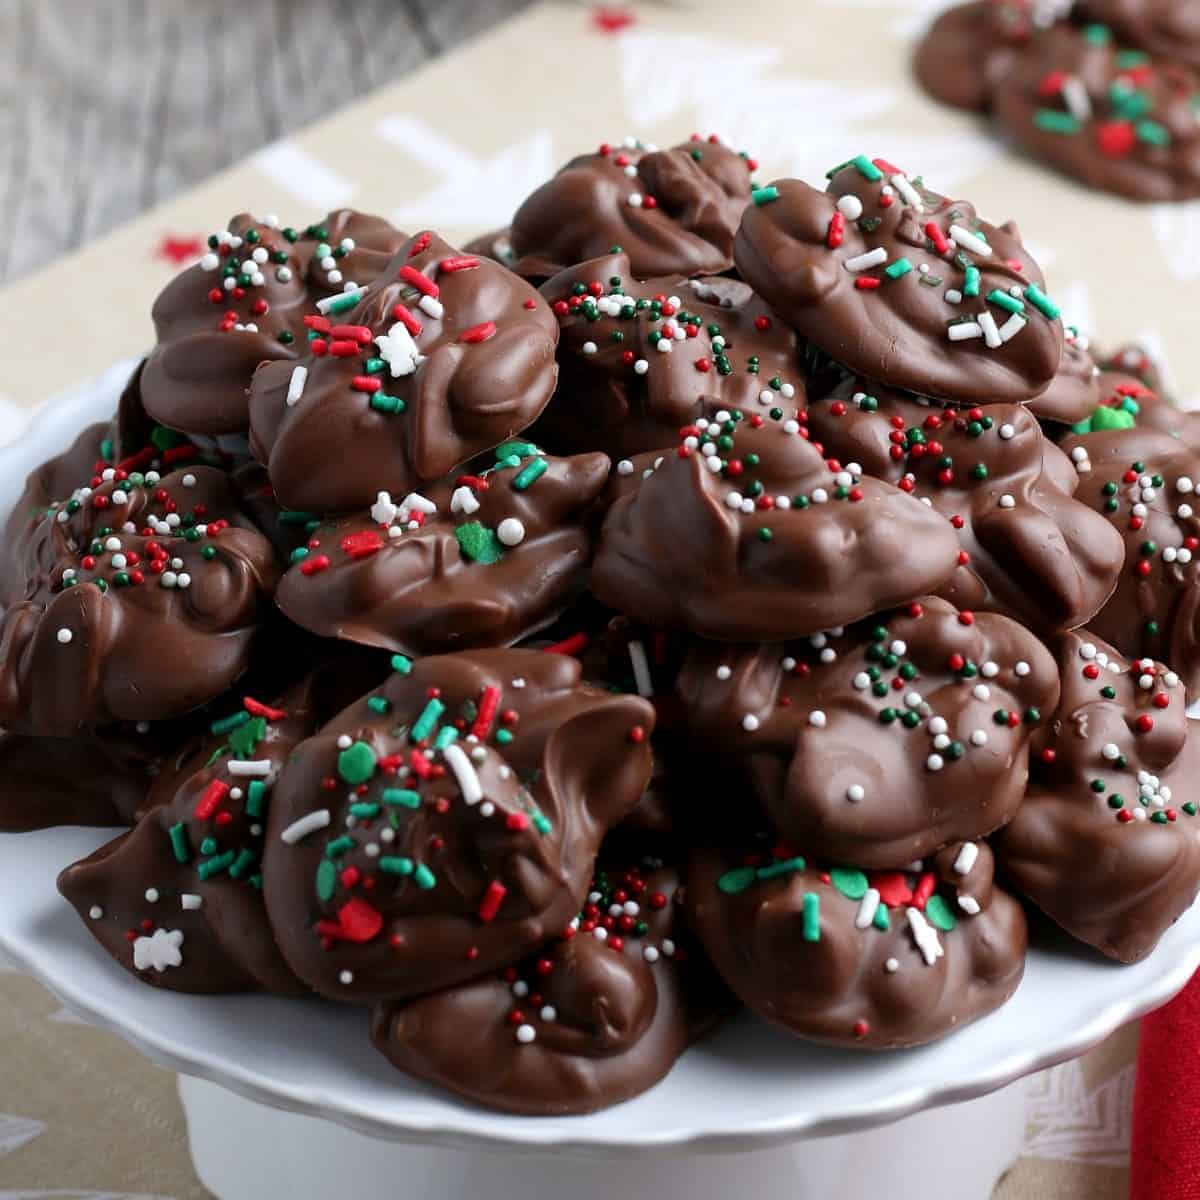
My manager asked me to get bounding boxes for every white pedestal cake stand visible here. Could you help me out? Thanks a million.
[4,379,1200,1200]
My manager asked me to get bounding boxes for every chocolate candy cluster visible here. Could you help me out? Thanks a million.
[5,140,1199,1114]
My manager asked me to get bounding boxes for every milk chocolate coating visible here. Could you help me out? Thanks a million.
[1058,426,1200,692]
[992,23,1200,203]
[1100,342,1171,398]
[462,228,517,268]
[804,377,1123,632]
[994,631,1200,962]
[1078,368,1200,451]
[55,675,354,993]
[509,136,755,281]
[275,444,609,655]
[675,598,1060,867]
[142,211,407,438]
[371,862,723,1114]
[1027,326,1102,426]
[688,837,1027,1048]
[734,164,1064,404]
[0,465,279,735]
[591,409,961,641]
[914,0,1056,113]
[533,252,806,460]
[249,230,559,514]
[262,649,654,1003]
[1081,0,1200,70]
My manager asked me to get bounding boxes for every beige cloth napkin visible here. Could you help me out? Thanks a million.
[4,0,1180,1193]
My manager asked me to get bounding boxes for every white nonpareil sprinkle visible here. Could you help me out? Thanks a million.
[836,193,864,220]
[1102,742,1121,761]
[809,710,827,728]
[340,970,354,985]
[516,1024,537,1044]
[846,784,866,803]
[999,494,1016,509]
[56,628,73,645]
[716,665,732,681]
[279,809,332,844]
[742,714,761,732]
[497,517,526,547]
[89,906,104,920]
[884,958,900,973]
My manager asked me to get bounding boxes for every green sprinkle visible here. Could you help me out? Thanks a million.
[830,867,869,900]
[494,728,514,746]
[337,740,377,785]
[363,357,387,374]
[495,440,540,461]
[325,836,355,859]
[379,856,414,876]
[278,510,319,526]
[455,521,504,564]
[1184,803,1198,816]
[756,855,807,882]
[316,859,338,901]
[1137,119,1171,147]
[198,851,236,880]
[885,257,913,280]
[1084,23,1111,44]
[246,780,266,819]
[229,849,257,879]
[383,788,421,809]
[1034,110,1082,135]
[717,867,756,895]
[802,892,821,942]
[1108,794,1125,809]
[751,185,780,205]
[200,837,218,856]
[433,725,459,750]
[168,823,190,864]
[1152,811,1169,824]
[512,457,548,490]
[924,893,957,932]
[963,266,981,297]
[873,904,891,931]
[987,288,1025,315]
[1023,283,1060,320]
[229,716,267,760]
[850,154,883,181]
[322,290,364,315]
[202,744,230,770]
[391,654,412,674]
[413,863,437,890]
[369,393,405,415]
[532,812,553,836]
[367,696,391,715]
[411,698,445,743]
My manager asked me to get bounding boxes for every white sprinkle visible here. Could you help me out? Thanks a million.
[540,1005,557,1022]
[1102,743,1121,761]
[998,494,1016,509]
[286,365,308,407]
[973,684,990,701]
[339,970,354,985]
[948,321,983,342]
[844,247,888,273]
[853,671,871,690]
[999,423,1016,440]
[953,843,979,875]
[443,743,483,806]
[970,730,988,746]
[89,906,104,920]
[516,1023,537,1044]
[855,888,881,929]
[836,194,864,220]
[1061,76,1093,122]
[200,252,219,271]
[978,310,1002,349]
[998,313,1027,344]
[181,894,203,911]
[847,783,866,803]
[496,517,526,547]
[227,760,272,777]
[643,946,660,963]
[279,809,331,844]
[634,359,649,375]
[927,753,945,772]
[316,288,365,314]
[1178,477,1195,494]
[949,224,992,257]
[144,888,160,903]
[981,662,999,678]
[742,714,761,732]
[959,895,982,915]
[582,341,598,355]
[627,640,654,697]
[133,928,184,973]
[907,907,945,966]
[945,289,963,305]
[809,710,827,728]
[716,665,732,681]
[418,295,444,320]
[627,192,643,208]
[884,957,900,973]
[56,628,73,645]
[617,459,634,476]
[176,573,191,589]
[891,173,924,211]
[929,716,948,736]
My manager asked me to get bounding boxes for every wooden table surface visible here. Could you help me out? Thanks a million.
[0,0,532,284]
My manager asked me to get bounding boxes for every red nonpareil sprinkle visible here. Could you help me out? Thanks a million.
[1038,69,1068,97]
[642,195,658,209]
[471,685,501,740]
[478,880,508,924]
[244,697,287,721]
[1040,748,1057,764]
[1136,714,1155,733]
[439,255,480,273]
[304,315,332,333]
[1136,560,1152,578]
[949,653,966,671]
[1118,809,1134,823]
[853,1020,870,1039]
[1096,121,1137,158]
[695,357,712,373]
[506,812,530,832]
[1083,663,1101,679]
[543,631,590,656]
[408,232,432,257]
[399,265,438,297]
[855,277,882,291]
[341,529,384,558]
[628,725,646,744]
[957,551,971,566]
[391,303,422,336]
[300,554,330,576]
[194,779,230,821]
[208,288,224,304]
[523,298,536,309]
[1154,693,1170,709]
[879,193,894,208]
[459,321,497,344]
[827,211,846,248]
[958,611,975,625]
[908,602,924,618]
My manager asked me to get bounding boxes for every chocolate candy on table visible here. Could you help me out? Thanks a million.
[371,860,725,1114]
[735,159,1064,404]
[55,674,352,994]
[261,649,654,1004]
[1079,0,1200,70]
[1059,425,1200,693]
[995,631,1200,962]
[508,135,757,281]
[687,837,1027,1049]
[675,597,1060,868]
[0,465,279,735]
[991,22,1200,203]
[1026,325,1103,426]
[274,443,609,656]
[590,407,962,642]
[805,377,1124,633]
[534,251,805,460]
[141,210,407,439]
[249,230,559,514]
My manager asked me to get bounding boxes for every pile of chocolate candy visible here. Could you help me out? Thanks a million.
[4,134,1199,1115]
[916,0,1200,201]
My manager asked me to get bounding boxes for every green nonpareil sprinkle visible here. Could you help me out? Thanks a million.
[495,728,514,745]
[169,823,191,864]
[512,457,548,491]
[411,698,445,743]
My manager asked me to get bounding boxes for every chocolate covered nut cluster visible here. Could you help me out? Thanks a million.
[0,141,1192,1115]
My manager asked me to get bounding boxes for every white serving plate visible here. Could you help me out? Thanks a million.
[2,372,1200,1158]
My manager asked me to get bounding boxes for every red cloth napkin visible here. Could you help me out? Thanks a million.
[1131,969,1200,1199]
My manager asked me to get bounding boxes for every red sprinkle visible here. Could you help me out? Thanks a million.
[399,265,438,297]
[391,303,422,336]
[439,255,480,273]
[459,321,497,344]
[407,232,432,257]
[300,554,331,576]
[244,696,287,721]
[194,779,230,821]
